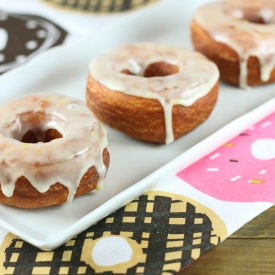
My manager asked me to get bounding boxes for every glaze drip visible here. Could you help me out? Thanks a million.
[89,43,219,144]
[193,0,275,88]
[0,93,108,202]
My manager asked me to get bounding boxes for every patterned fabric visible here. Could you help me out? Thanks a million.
[41,0,160,13]
[0,10,67,74]
[178,111,275,203]
[0,191,227,274]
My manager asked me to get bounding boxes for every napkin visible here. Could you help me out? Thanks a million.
[0,110,273,274]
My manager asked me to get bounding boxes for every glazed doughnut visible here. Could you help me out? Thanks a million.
[86,43,219,144]
[191,0,275,89]
[0,93,109,209]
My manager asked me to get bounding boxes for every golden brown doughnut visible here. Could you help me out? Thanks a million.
[191,0,275,88]
[86,43,219,144]
[0,93,109,209]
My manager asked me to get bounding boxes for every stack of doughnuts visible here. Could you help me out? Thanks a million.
[0,93,109,208]
[191,0,275,88]
[86,43,219,144]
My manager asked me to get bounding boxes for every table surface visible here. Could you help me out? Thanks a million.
[179,205,275,275]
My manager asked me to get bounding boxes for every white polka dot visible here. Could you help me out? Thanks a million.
[26,20,38,29]
[251,138,275,160]
[0,12,8,21]
[0,54,5,62]
[15,55,26,62]
[92,236,132,266]
[26,40,38,50]
[36,29,47,39]
[0,28,8,51]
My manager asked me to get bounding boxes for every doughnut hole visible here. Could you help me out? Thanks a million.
[6,112,67,144]
[241,12,269,24]
[21,129,62,143]
[245,17,266,24]
[121,61,179,77]
[144,62,179,77]
[226,1,274,24]
[240,7,274,24]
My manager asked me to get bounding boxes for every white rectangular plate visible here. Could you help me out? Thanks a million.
[0,0,275,250]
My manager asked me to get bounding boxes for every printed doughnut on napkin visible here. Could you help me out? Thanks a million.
[0,110,274,274]
[178,111,275,203]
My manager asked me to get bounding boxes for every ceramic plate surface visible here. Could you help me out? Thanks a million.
[0,0,275,250]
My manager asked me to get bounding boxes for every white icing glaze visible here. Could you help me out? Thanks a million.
[193,0,275,88]
[89,43,219,144]
[0,93,108,203]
